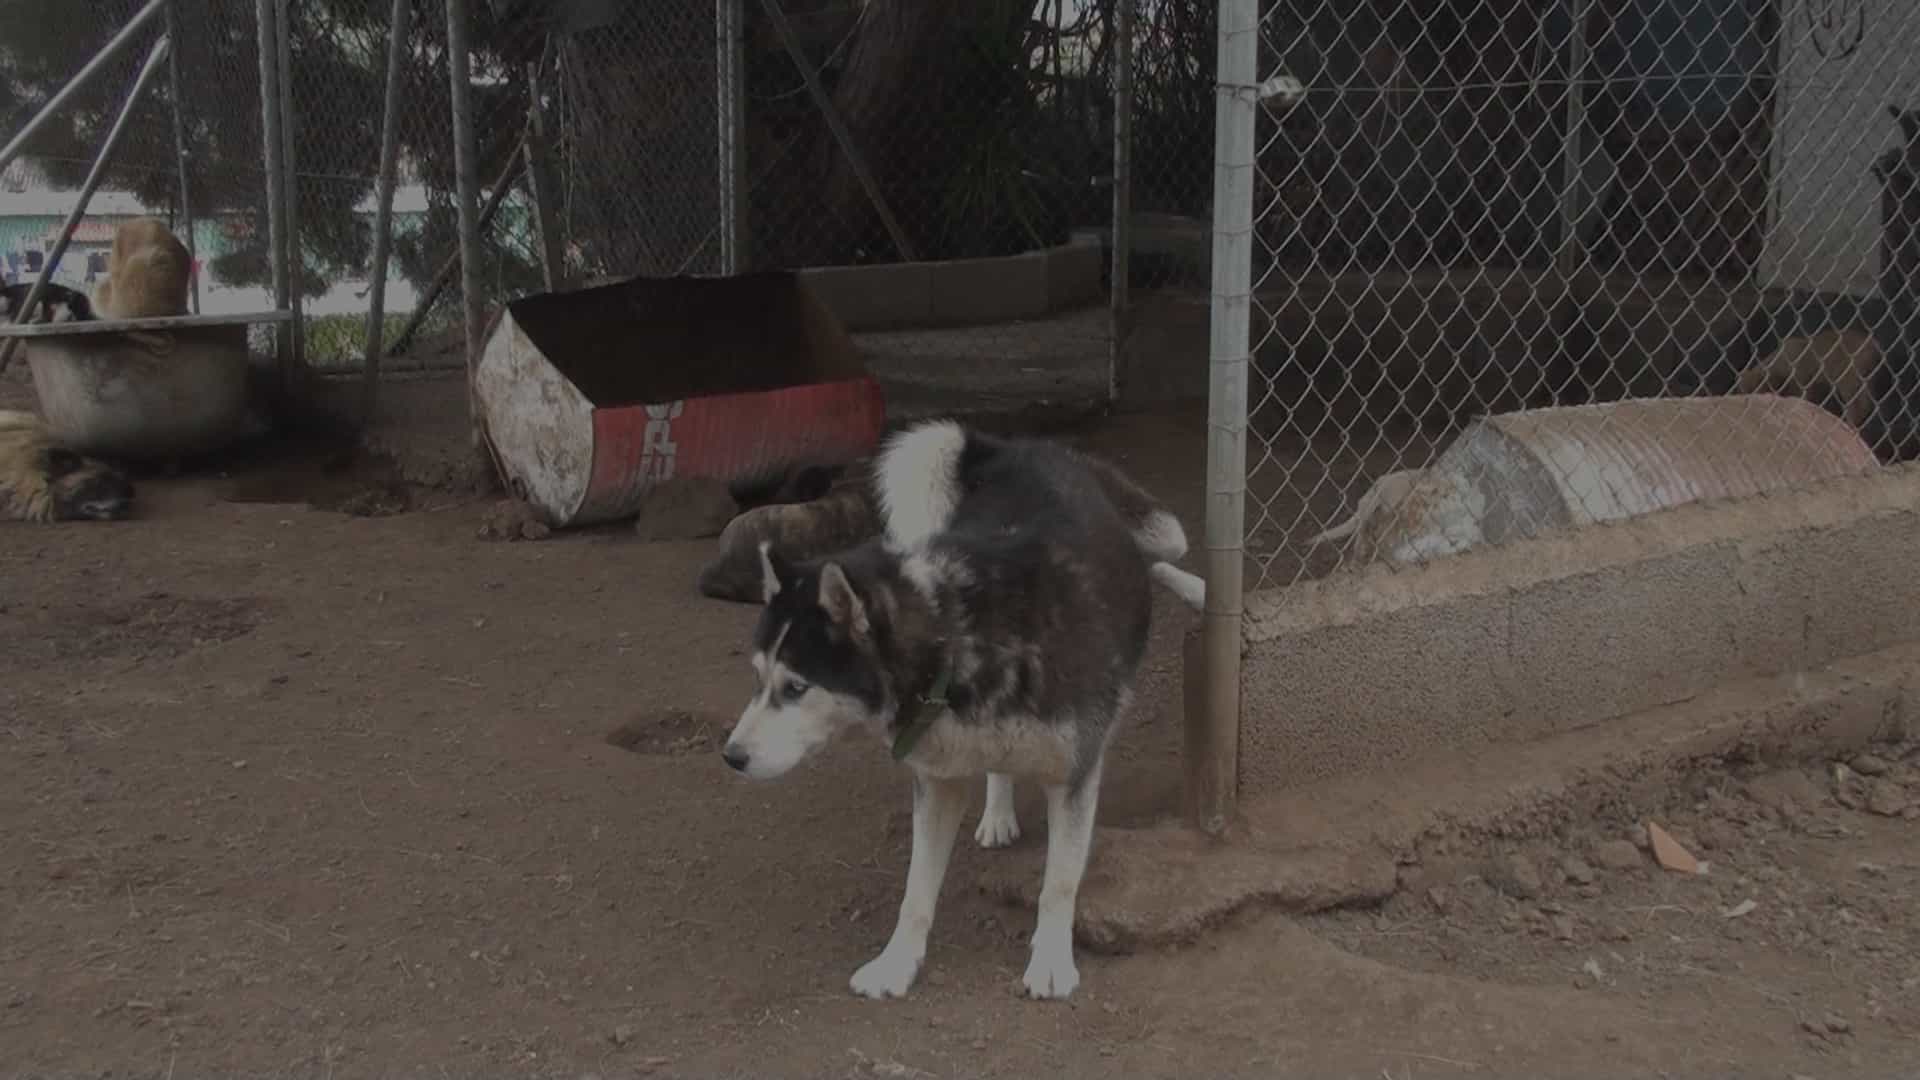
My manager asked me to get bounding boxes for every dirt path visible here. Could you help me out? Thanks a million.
[2,410,1916,1079]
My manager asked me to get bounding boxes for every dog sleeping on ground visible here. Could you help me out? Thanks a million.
[722,421,1192,1002]
[0,410,134,522]
[3,281,95,324]
[1307,466,1423,550]
[91,217,191,319]
[700,445,1207,612]
[1730,328,1879,431]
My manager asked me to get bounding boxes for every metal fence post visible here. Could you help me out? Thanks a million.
[254,0,290,380]
[1192,0,1256,836]
[1108,0,1134,406]
[362,0,410,422]
[444,0,489,453]
[164,0,199,315]
[274,0,303,371]
[524,52,568,291]
[716,0,747,274]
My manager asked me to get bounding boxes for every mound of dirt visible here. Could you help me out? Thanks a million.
[605,709,727,757]
[477,498,550,542]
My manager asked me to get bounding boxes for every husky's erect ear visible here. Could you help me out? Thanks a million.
[817,562,869,638]
[758,540,794,604]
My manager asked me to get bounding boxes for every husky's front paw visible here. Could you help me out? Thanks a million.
[850,948,922,999]
[974,806,1021,849]
[1020,941,1080,1000]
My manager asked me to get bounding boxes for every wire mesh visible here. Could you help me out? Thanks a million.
[729,0,1122,419]
[1242,0,1920,591]
[274,0,537,371]
[0,1,283,354]
[319,0,1150,409]
[1124,0,1218,292]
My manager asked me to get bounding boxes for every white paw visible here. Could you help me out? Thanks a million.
[974,807,1021,849]
[1020,942,1080,1000]
[850,947,922,999]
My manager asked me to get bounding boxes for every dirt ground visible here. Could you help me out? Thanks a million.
[3,367,1919,1078]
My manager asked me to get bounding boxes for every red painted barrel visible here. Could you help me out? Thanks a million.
[475,272,887,527]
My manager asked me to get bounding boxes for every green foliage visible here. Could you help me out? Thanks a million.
[0,0,535,300]
[301,311,408,368]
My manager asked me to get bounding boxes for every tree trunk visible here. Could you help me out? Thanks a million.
[788,0,1030,264]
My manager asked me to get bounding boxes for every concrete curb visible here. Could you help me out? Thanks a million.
[977,640,1915,952]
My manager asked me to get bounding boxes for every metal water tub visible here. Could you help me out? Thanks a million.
[0,312,288,459]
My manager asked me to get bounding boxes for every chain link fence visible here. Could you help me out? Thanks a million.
[4,3,1225,427]
[313,1,1202,419]
[1224,0,1920,592]
[410,1,1220,423]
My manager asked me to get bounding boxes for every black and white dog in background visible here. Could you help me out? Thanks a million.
[723,420,1199,1001]
[3,282,96,325]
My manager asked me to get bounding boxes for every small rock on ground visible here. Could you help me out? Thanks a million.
[1488,853,1543,900]
[1745,769,1824,814]
[477,498,550,542]
[1592,839,1643,872]
[1850,753,1893,776]
[1561,857,1596,886]
[1866,779,1909,817]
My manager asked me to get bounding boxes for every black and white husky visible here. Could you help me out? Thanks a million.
[723,420,1199,1001]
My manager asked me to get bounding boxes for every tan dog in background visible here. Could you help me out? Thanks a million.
[91,217,191,319]
[1731,328,1879,431]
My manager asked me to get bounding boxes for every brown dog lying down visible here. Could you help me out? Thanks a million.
[698,461,878,602]
[0,410,135,522]
[697,441,1206,611]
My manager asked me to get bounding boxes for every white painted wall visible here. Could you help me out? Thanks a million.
[1760,0,1920,297]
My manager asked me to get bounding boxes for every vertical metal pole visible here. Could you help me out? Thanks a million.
[1194,0,1256,837]
[1108,0,1135,404]
[255,0,290,378]
[445,0,489,450]
[1556,0,1590,279]
[524,51,568,291]
[0,0,168,179]
[0,37,174,375]
[164,0,199,315]
[275,0,303,371]
[716,0,747,274]
[363,0,410,422]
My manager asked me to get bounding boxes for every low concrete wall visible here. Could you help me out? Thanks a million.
[1238,465,1920,793]
[798,238,1103,332]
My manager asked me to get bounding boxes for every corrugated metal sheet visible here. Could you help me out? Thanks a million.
[1350,394,1881,566]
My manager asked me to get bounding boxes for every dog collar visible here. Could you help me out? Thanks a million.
[891,661,953,761]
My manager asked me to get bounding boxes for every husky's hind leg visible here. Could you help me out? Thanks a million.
[1022,755,1105,1000]
[851,774,968,999]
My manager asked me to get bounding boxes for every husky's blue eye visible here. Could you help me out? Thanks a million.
[781,679,808,702]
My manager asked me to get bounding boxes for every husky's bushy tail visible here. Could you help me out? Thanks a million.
[874,420,1206,611]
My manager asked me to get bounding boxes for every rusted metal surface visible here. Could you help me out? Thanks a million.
[473,273,886,528]
[473,312,596,522]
